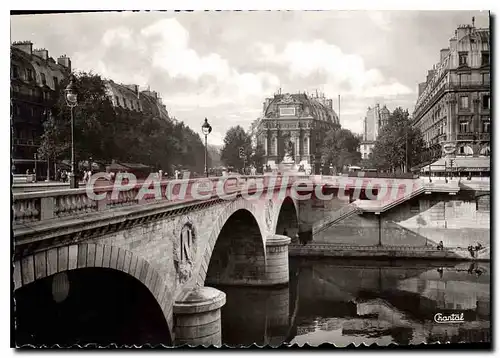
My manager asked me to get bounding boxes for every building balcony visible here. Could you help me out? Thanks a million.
[478,133,490,141]
[448,80,490,90]
[414,80,490,121]
[12,92,54,106]
[13,138,41,146]
[438,134,447,142]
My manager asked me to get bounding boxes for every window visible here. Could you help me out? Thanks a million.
[53,76,59,89]
[12,65,19,79]
[12,105,20,116]
[30,107,35,117]
[26,69,33,81]
[460,96,469,109]
[480,146,490,156]
[476,195,490,212]
[482,118,490,133]
[482,95,490,110]
[114,96,119,106]
[459,120,470,133]
[481,52,490,66]
[40,73,46,85]
[459,52,468,66]
[482,73,490,85]
[458,146,468,155]
[459,73,470,86]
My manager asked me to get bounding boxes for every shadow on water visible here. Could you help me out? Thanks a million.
[215,258,491,347]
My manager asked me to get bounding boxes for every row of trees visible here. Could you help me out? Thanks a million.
[38,72,209,175]
[216,107,426,174]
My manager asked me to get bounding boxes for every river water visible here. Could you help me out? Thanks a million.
[216,258,490,347]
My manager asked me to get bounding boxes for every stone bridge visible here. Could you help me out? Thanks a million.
[11,174,474,347]
[12,175,309,347]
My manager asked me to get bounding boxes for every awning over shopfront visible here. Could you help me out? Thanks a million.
[421,157,490,172]
[106,163,131,172]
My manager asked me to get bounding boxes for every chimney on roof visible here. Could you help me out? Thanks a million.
[456,24,473,41]
[426,69,435,83]
[33,48,49,60]
[57,55,72,72]
[12,41,33,55]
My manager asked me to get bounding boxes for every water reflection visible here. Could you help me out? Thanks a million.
[216,285,290,347]
[216,259,490,347]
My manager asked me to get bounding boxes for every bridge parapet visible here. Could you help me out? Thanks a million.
[12,175,305,226]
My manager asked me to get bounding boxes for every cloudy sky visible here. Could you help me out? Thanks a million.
[10,10,489,145]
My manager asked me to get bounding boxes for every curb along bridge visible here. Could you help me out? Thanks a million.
[12,174,470,346]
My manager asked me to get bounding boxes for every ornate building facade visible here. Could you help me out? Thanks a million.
[253,92,339,173]
[10,41,71,174]
[359,104,390,160]
[412,21,490,172]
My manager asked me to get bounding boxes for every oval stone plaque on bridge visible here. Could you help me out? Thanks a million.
[173,221,197,283]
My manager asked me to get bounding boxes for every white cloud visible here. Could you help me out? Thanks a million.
[101,27,134,47]
[139,18,281,107]
[368,12,393,31]
[256,39,413,99]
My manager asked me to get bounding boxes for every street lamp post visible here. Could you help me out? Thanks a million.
[65,75,78,189]
[34,153,37,182]
[201,118,212,178]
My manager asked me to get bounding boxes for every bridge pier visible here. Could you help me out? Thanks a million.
[173,287,226,347]
[264,235,291,286]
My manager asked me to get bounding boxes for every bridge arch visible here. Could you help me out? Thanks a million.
[197,198,266,286]
[14,244,173,346]
[273,195,299,239]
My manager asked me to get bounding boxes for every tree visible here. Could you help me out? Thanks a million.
[220,126,252,170]
[251,143,266,169]
[38,71,118,166]
[208,145,223,168]
[37,71,209,177]
[320,127,361,172]
[370,107,425,172]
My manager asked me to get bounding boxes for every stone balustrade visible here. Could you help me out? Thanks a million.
[12,175,305,225]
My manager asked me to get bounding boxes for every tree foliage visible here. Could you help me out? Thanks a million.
[370,107,425,172]
[319,127,361,172]
[251,143,266,169]
[38,72,208,175]
[220,125,253,169]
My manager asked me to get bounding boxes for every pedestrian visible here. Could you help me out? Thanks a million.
[437,241,444,250]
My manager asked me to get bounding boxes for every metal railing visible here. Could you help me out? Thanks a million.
[414,80,490,119]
